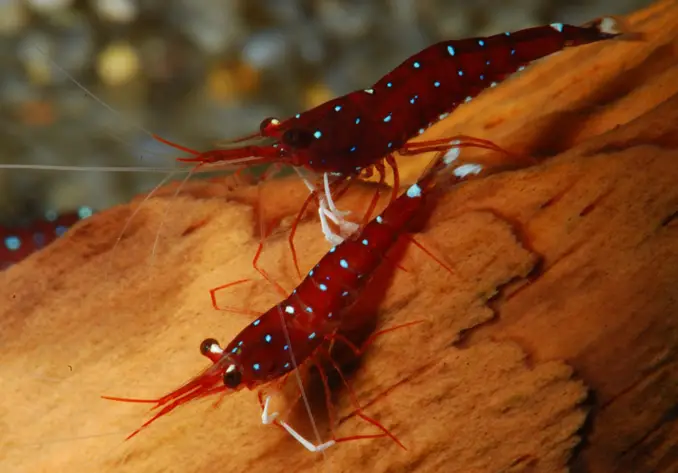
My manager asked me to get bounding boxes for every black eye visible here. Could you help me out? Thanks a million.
[200,338,220,356]
[260,117,280,134]
[282,128,315,148]
[223,365,242,388]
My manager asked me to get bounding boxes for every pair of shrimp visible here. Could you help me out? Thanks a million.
[154,16,626,276]
[102,142,531,452]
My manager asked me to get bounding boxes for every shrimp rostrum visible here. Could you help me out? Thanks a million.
[102,146,535,452]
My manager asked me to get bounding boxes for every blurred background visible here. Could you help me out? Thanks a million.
[0,0,653,261]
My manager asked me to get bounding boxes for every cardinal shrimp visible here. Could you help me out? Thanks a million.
[157,16,628,274]
[100,141,532,452]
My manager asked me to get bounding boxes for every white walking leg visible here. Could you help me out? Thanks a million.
[296,170,359,244]
[322,173,359,237]
[319,207,346,246]
[299,174,356,245]
[323,172,349,217]
[261,395,336,453]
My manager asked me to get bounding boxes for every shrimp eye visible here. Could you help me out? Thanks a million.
[200,338,221,356]
[223,364,242,388]
[282,128,314,148]
[259,117,281,135]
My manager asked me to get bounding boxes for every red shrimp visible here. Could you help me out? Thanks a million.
[101,146,530,452]
[168,17,624,176]
[1,207,94,270]
[154,16,626,273]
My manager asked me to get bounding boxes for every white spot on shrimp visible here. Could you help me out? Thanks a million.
[238,340,244,346]
[78,206,93,219]
[518,66,525,71]
[329,246,336,253]
[388,142,393,148]
[410,95,418,104]
[511,49,516,55]
[444,145,461,164]
[334,105,342,111]
[447,45,455,56]
[283,345,289,350]
[285,305,295,315]
[406,184,422,198]
[458,70,464,76]
[284,362,290,368]
[550,23,564,33]
[439,113,449,120]
[342,291,349,297]
[361,239,369,246]
[376,215,383,224]
[478,39,485,46]
[383,113,392,123]
[505,31,511,36]
[364,88,374,94]
[340,259,349,269]
[434,80,440,87]
[598,17,620,35]
[486,60,491,66]
[309,269,314,276]
[5,236,20,250]
[319,283,328,291]
[265,334,272,343]
[454,163,484,178]
[253,363,261,371]
[313,130,322,139]
[350,146,357,152]
[464,96,472,103]
[386,82,393,87]
[413,61,421,68]
[305,306,313,313]
[480,74,485,80]
[355,117,361,124]
[490,82,498,88]
[308,332,316,340]
[294,114,301,119]
[253,319,261,326]
[328,312,333,318]
[418,128,425,135]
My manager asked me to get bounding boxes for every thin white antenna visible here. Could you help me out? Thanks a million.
[0,164,183,173]
[34,44,157,140]
[103,169,178,284]
[148,166,197,268]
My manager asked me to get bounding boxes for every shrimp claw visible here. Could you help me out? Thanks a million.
[261,395,336,452]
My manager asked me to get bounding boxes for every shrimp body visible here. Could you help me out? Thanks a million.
[224,166,438,385]
[177,17,623,177]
